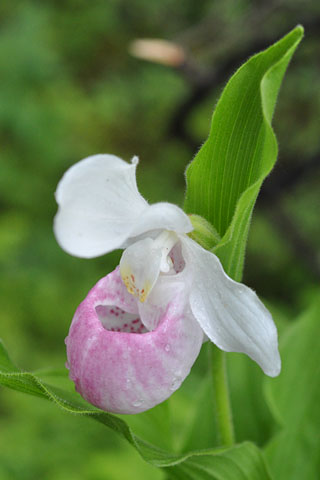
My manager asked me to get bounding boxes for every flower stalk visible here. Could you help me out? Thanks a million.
[210,344,235,446]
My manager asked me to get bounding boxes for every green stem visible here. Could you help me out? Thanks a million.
[209,344,235,446]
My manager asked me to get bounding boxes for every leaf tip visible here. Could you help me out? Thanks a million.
[292,24,304,40]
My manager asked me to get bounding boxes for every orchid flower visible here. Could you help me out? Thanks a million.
[54,154,280,414]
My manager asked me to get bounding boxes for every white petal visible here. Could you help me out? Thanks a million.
[54,154,193,258]
[129,202,193,238]
[180,236,281,377]
[54,154,148,258]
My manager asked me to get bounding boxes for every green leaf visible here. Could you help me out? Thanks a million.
[264,296,320,480]
[0,340,160,464]
[180,353,275,454]
[119,401,173,452]
[178,375,219,453]
[184,26,303,280]
[227,352,275,447]
[188,214,221,250]
[0,341,271,478]
[167,442,272,480]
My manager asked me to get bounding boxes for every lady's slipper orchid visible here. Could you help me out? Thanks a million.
[54,154,281,414]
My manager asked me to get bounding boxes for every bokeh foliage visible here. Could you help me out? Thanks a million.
[0,1,319,479]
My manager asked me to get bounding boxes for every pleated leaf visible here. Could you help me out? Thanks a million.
[264,296,320,480]
[0,340,270,478]
[184,26,303,280]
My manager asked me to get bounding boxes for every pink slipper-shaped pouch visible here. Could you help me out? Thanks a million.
[66,267,203,414]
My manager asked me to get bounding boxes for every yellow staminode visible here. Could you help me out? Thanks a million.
[121,269,150,303]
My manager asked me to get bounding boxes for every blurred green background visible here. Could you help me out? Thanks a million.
[0,1,319,479]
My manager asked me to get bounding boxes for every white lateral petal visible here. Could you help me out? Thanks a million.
[180,236,281,377]
[54,154,148,258]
